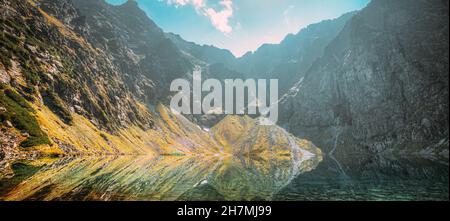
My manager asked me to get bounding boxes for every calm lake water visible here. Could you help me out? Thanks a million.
[0,154,448,201]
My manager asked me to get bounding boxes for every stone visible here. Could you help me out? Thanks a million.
[0,67,11,84]
[5,120,13,128]
[279,0,449,158]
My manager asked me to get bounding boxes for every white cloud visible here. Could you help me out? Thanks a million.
[283,5,295,26]
[166,0,234,34]
[204,0,233,33]
[167,0,204,9]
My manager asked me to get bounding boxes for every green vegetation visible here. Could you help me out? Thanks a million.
[1,18,78,127]
[0,161,42,196]
[0,47,12,69]
[0,23,42,85]
[41,89,73,124]
[0,86,51,147]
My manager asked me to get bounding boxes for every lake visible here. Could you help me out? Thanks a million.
[0,154,448,201]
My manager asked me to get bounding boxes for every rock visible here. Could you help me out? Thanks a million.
[421,118,432,128]
[5,120,13,128]
[0,66,11,84]
[279,0,449,158]
[230,12,356,95]
[26,44,38,54]
[73,105,83,114]
[211,115,323,157]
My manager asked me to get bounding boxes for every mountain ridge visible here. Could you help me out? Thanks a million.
[1,0,448,164]
[279,0,449,161]
[0,0,218,157]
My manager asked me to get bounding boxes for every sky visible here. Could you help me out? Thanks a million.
[106,0,370,57]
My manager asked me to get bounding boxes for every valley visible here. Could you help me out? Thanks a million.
[0,0,448,201]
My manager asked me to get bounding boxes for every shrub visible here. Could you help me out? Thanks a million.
[4,89,33,111]
[0,48,12,69]
[0,89,51,147]
[41,90,73,125]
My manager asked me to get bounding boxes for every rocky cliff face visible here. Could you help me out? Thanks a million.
[1,0,154,132]
[40,0,193,103]
[1,0,447,162]
[234,12,356,94]
[1,0,308,159]
[212,115,322,159]
[0,0,222,156]
[166,33,237,69]
[279,0,449,160]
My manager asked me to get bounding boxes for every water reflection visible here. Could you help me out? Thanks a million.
[0,153,322,201]
[181,155,321,201]
[275,155,449,201]
[0,153,447,201]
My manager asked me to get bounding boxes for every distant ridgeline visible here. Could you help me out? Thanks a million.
[0,0,448,163]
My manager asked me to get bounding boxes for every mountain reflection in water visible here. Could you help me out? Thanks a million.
[0,154,321,201]
[0,154,447,201]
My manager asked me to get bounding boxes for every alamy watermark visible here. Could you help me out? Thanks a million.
[170,67,279,125]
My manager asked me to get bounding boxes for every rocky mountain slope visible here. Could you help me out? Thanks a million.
[1,0,314,160]
[41,0,194,103]
[233,12,356,94]
[1,0,448,163]
[0,0,222,157]
[212,115,322,159]
[166,32,237,69]
[279,0,449,161]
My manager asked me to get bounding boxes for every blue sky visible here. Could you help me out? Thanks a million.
[106,0,370,57]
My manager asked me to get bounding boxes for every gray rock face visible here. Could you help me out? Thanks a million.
[280,0,449,159]
[166,33,237,69]
[2,0,447,160]
[1,0,155,131]
[234,12,356,94]
[41,0,193,104]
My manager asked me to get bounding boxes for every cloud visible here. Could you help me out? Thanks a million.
[166,0,234,34]
[167,0,204,9]
[283,5,295,26]
[203,0,233,33]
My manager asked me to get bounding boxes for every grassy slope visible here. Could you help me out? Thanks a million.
[0,0,221,156]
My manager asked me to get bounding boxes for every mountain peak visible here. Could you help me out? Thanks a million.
[124,0,138,7]
[118,0,141,12]
[211,115,323,158]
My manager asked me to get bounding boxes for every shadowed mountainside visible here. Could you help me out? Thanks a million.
[1,0,448,164]
[234,12,357,95]
[0,0,224,157]
[279,0,449,161]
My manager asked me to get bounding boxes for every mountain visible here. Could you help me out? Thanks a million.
[1,0,448,163]
[41,0,194,103]
[212,115,322,159]
[0,0,311,159]
[164,32,246,127]
[166,33,237,69]
[165,12,357,96]
[233,12,357,94]
[0,0,219,156]
[165,32,245,86]
[279,0,449,161]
